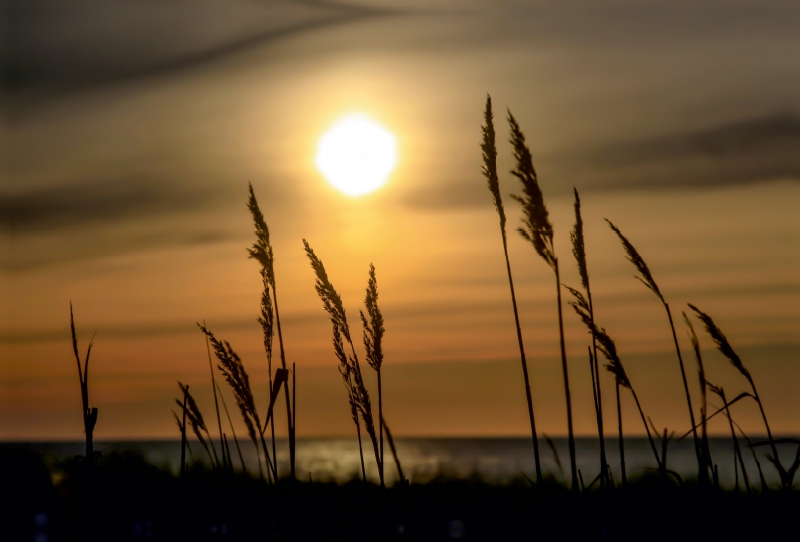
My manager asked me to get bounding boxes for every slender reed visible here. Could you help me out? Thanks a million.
[70,303,98,471]
[381,415,406,484]
[481,97,542,482]
[709,384,750,493]
[689,304,789,489]
[215,380,248,474]
[203,320,227,471]
[606,220,704,482]
[683,312,715,485]
[176,382,217,467]
[256,269,278,479]
[248,183,295,479]
[508,111,577,490]
[360,264,386,487]
[199,325,275,481]
[569,189,607,487]
[304,240,382,482]
[543,434,564,476]
[594,326,662,470]
[176,385,188,477]
[615,381,626,486]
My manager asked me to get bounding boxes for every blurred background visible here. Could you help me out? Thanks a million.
[2,0,799,442]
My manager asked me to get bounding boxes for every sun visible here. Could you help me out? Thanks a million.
[315,113,397,196]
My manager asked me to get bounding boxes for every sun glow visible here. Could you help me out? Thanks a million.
[315,114,397,196]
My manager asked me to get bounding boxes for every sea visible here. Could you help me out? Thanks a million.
[5,437,790,488]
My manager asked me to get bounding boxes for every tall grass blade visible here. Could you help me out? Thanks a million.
[607,220,703,482]
[482,96,542,482]
[304,240,382,481]
[248,184,295,479]
[360,263,385,487]
[508,110,576,490]
[689,304,788,489]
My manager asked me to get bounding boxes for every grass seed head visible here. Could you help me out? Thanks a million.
[688,304,750,380]
[482,95,505,230]
[508,110,555,269]
[606,219,663,302]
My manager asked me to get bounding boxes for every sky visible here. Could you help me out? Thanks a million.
[2,0,799,440]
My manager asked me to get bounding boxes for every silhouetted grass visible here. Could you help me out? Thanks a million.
[481,96,543,483]
[304,240,383,482]
[508,110,578,491]
[248,184,296,479]
[607,220,705,484]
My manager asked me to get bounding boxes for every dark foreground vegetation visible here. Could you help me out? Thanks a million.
[5,445,800,542]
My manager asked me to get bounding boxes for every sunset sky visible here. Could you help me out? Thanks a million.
[3,0,799,441]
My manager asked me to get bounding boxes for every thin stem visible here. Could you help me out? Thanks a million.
[378,368,384,488]
[180,387,188,477]
[356,419,366,481]
[748,378,784,488]
[204,321,226,471]
[586,289,607,489]
[630,387,662,469]
[664,304,703,481]
[271,280,296,479]
[616,382,626,486]
[554,261,578,491]
[500,231,542,482]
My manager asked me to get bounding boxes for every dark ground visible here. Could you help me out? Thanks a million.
[3,445,797,542]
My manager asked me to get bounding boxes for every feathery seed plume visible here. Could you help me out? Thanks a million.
[605,219,663,302]
[508,111,555,269]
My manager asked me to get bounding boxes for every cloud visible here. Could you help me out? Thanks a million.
[403,113,800,211]
[1,177,221,232]
[4,0,390,107]
[572,113,800,190]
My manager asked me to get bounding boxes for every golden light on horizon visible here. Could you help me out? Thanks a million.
[315,113,397,196]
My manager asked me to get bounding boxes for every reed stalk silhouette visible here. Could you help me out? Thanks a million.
[481,96,542,483]
[304,240,383,484]
[215,380,248,474]
[381,415,406,484]
[615,381,626,486]
[360,264,386,487]
[176,381,218,468]
[198,325,281,481]
[594,326,662,471]
[569,188,607,488]
[174,387,188,477]
[607,220,704,483]
[203,320,227,471]
[508,111,577,491]
[708,384,750,493]
[248,184,295,479]
[683,312,716,485]
[70,303,98,472]
[688,304,792,490]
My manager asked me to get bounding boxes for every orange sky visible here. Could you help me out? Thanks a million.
[3,0,799,440]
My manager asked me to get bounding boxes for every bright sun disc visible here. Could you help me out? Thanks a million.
[315,114,397,196]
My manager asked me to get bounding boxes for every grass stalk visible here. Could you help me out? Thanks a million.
[360,264,386,487]
[204,320,227,471]
[381,415,406,484]
[569,188,607,487]
[616,382,626,486]
[689,304,788,489]
[606,221,703,483]
[215,380,248,474]
[508,110,576,490]
[70,303,98,472]
[710,385,751,494]
[248,184,295,479]
[481,96,542,482]
[304,240,382,482]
